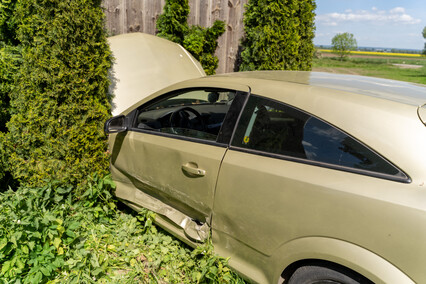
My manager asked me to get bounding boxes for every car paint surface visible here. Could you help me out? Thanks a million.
[107,71,426,284]
[419,103,426,124]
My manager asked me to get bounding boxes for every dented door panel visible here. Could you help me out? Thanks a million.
[111,131,227,224]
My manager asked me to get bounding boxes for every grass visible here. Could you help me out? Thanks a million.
[312,55,426,85]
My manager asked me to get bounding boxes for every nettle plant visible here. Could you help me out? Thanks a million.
[156,0,225,75]
[0,175,116,282]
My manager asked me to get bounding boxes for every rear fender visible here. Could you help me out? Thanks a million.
[269,237,413,284]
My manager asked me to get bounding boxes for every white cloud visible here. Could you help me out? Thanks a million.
[390,7,405,14]
[316,6,421,26]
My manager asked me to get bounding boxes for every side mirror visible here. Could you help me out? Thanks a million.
[104,115,128,134]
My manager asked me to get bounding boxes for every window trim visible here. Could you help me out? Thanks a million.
[131,127,228,148]
[229,146,410,183]
[230,94,411,184]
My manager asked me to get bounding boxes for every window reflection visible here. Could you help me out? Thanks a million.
[233,95,402,178]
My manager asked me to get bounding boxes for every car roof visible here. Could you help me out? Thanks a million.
[214,71,426,107]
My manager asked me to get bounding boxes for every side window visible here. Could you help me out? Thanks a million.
[232,95,405,179]
[135,89,237,142]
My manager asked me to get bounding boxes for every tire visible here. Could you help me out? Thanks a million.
[287,265,370,284]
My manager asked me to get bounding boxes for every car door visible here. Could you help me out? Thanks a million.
[109,86,248,242]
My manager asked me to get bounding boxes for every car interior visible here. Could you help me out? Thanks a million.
[135,90,236,141]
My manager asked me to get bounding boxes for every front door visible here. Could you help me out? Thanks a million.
[110,87,248,241]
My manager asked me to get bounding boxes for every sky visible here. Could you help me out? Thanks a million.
[314,0,425,50]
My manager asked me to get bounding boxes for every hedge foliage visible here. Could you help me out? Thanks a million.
[2,0,112,191]
[0,45,20,183]
[239,0,317,71]
[0,0,18,45]
[156,0,225,75]
[0,0,21,184]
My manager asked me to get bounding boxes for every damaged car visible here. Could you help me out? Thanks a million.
[105,33,426,284]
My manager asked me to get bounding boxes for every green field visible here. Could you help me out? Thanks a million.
[312,55,426,85]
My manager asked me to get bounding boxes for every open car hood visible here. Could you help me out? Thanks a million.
[108,33,206,115]
[419,104,426,125]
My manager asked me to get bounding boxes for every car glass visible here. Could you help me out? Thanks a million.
[232,95,403,178]
[135,89,236,142]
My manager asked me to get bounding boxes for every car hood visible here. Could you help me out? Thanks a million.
[419,104,426,125]
[108,33,206,115]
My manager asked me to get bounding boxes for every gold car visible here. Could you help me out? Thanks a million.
[105,34,426,284]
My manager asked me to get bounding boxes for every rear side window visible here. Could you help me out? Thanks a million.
[231,95,407,181]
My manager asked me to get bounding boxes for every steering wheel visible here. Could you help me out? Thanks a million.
[169,107,206,133]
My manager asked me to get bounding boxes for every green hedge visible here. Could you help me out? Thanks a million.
[157,0,225,75]
[0,46,19,183]
[3,0,112,191]
[0,0,21,185]
[0,0,18,45]
[239,0,316,71]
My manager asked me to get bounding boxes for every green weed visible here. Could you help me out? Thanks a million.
[0,176,246,283]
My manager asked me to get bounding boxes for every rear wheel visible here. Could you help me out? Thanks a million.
[287,265,370,284]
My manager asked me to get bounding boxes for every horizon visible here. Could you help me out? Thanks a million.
[315,44,423,53]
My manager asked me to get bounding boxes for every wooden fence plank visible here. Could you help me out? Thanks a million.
[126,0,142,32]
[102,0,247,73]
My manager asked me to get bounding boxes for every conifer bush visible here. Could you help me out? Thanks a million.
[0,47,17,182]
[3,0,112,191]
[0,0,21,185]
[156,0,225,75]
[239,0,316,71]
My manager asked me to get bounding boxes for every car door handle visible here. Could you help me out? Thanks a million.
[182,163,206,177]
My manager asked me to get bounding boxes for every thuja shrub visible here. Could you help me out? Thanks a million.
[0,0,21,185]
[0,46,20,133]
[4,0,112,191]
[239,0,316,71]
[156,0,225,75]
[0,0,18,45]
[0,46,20,185]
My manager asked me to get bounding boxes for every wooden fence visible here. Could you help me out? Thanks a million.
[102,0,248,74]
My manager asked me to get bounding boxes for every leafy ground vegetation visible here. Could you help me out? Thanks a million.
[313,53,426,85]
[0,176,246,283]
